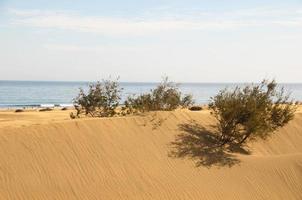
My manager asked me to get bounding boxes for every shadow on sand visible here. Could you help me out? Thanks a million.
[169,120,250,168]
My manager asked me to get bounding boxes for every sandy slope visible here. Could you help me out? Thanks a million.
[0,109,301,199]
[0,109,71,129]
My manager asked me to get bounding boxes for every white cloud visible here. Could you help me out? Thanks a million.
[6,8,302,36]
[43,44,92,52]
[9,14,247,36]
[272,19,302,27]
[7,8,75,17]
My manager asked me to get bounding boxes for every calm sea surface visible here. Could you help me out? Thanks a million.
[1,80,302,108]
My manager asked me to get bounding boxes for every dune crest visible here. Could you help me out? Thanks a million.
[0,110,302,199]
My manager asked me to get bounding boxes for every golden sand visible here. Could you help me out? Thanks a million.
[0,108,301,199]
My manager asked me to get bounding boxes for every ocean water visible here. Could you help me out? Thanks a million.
[1,80,302,108]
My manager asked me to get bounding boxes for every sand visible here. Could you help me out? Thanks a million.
[0,108,301,199]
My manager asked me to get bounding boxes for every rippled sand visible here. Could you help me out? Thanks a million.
[0,108,301,199]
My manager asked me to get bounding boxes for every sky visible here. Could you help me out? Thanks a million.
[0,0,302,82]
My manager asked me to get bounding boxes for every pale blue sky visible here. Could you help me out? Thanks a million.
[1,0,302,82]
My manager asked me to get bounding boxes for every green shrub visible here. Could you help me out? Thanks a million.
[124,77,194,113]
[209,80,297,146]
[73,78,122,117]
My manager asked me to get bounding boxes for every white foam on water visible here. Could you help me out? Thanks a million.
[59,104,73,107]
[41,104,55,108]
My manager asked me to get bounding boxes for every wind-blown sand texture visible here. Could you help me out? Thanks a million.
[0,108,301,199]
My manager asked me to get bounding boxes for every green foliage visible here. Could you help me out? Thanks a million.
[73,78,122,117]
[181,94,194,108]
[209,80,297,146]
[124,77,194,113]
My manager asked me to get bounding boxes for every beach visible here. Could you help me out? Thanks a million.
[2,0,302,198]
[0,108,301,199]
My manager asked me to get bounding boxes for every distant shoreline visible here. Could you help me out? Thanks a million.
[1,81,302,108]
[0,104,74,110]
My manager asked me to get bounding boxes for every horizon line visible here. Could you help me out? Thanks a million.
[1,79,302,84]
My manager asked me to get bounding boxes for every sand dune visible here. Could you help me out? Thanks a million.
[0,109,301,199]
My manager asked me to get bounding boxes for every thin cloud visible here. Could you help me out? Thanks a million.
[7,8,302,36]
[43,44,92,52]
[272,19,302,27]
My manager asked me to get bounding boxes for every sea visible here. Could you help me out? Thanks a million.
[1,80,302,108]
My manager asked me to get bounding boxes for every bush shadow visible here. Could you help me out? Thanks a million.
[169,120,250,168]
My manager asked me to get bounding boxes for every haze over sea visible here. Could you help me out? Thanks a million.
[1,80,302,108]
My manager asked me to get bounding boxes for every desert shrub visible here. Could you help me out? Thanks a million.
[39,107,53,112]
[73,78,122,117]
[209,80,297,146]
[124,77,194,113]
[181,94,194,108]
[189,106,203,111]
